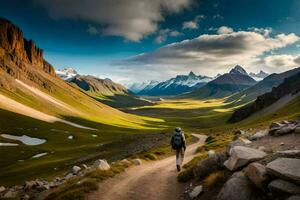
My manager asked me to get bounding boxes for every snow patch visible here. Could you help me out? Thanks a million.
[0,134,46,146]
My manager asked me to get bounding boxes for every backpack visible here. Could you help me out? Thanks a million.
[171,132,183,150]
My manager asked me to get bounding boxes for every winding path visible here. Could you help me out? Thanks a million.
[87,134,207,200]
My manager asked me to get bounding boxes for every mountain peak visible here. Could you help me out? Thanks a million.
[229,65,248,75]
[188,71,196,77]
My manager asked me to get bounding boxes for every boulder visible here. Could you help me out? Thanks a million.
[94,159,110,170]
[227,138,252,155]
[189,185,203,199]
[194,152,227,179]
[217,172,264,200]
[72,165,81,174]
[268,179,300,195]
[275,150,300,158]
[24,180,36,191]
[249,131,268,141]
[132,159,142,165]
[287,195,300,200]
[266,158,300,184]
[224,146,267,171]
[245,162,270,189]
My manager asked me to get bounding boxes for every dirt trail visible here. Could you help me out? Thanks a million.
[87,134,207,200]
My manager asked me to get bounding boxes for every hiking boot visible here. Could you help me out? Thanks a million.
[176,165,181,172]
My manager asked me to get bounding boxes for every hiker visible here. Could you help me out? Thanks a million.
[171,127,186,172]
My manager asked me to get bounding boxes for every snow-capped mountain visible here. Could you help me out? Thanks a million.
[229,65,248,75]
[183,65,257,99]
[139,71,212,96]
[56,67,78,81]
[125,81,158,93]
[249,70,269,81]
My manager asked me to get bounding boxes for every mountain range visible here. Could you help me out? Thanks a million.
[182,65,257,99]
[137,71,212,96]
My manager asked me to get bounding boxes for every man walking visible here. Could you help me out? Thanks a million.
[170,127,186,172]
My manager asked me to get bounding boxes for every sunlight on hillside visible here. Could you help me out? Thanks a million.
[130,98,230,110]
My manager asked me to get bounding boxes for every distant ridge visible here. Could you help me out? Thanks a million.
[182,65,256,99]
[139,71,212,96]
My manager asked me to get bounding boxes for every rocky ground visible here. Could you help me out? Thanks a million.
[183,119,300,200]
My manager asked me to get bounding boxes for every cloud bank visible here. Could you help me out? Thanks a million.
[118,27,299,81]
[36,0,193,41]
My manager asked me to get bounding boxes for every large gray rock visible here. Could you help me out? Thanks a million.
[217,172,264,200]
[227,138,252,155]
[268,179,300,195]
[266,158,300,184]
[94,159,110,170]
[189,185,203,199]
[224,146,267,171]
[245,162,270,189]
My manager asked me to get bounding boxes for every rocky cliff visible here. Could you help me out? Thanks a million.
[0,17,55,90]
[229,71,300,122]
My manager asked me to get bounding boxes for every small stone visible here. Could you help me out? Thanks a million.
[189,185,203,199]
[268,179,300,195]
[208,150,216,158]
[82,164,88,169]
[249,130,268,141]
[131,159,142,165]
[258,146,267,152]
[72,166,81,174]
[65,173,74,180]
[0,186,5,193]
[3,190,18,198]
[94,159,110,170]
[280,142,285,146]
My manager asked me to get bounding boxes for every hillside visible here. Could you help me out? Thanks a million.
[226,67,300,105]
[182,65,256,99]
[0,18,165,185]
[229,71,300,122]
[69,75,153,108]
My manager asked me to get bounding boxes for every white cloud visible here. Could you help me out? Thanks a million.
[217,26,233,34]
[154,29,182,44]
[182,15,205,30]
[260,54,300,72]
[119,27,299,79]
[35,0,193,41]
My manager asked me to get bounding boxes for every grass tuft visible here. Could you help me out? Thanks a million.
[204,171,226,188]
[143,153,158,160]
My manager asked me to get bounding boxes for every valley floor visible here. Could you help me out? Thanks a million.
[87,134,207,200]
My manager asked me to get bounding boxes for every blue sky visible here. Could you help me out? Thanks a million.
[1,0,300,83]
